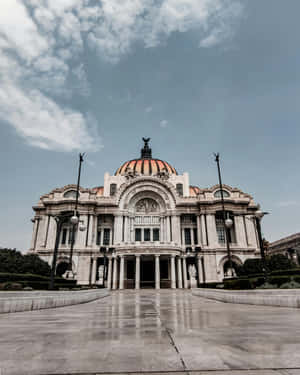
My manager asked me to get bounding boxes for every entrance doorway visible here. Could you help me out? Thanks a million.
[141,257,155,288]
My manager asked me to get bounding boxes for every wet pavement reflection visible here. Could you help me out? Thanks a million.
[0,290,300,375]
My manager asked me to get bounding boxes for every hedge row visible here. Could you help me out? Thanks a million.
[0,273,76,286]
[223,275,300,290]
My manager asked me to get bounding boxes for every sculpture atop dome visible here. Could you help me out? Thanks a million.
[141,137,152,159]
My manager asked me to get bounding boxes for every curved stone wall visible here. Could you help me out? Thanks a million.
[192,288,300,308]
[0,289,109,314]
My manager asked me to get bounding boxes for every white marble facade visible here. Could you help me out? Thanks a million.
[29,140,260,288]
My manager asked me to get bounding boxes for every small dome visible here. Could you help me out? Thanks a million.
[115,138,177,176]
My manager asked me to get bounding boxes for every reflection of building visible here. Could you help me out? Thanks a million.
[29,139,261,288]
[269,233,300,264]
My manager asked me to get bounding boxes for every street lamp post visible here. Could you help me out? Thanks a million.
[49,212,72,290]
[68,153,85,276]
[254,210,267,274]
[214,153,234,277]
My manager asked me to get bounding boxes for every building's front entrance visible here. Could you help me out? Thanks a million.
[141,257,155,288]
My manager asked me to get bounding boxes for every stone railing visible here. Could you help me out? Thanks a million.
[0,289,109,314]
[192,288,300,308]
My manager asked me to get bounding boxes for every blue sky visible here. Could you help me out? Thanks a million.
[1,0,300,251]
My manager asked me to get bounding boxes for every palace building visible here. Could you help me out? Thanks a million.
[29,139,261,289]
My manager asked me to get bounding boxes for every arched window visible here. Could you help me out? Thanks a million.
[214,189,230,198]
[215,211,236,244]
[63,190,79,199]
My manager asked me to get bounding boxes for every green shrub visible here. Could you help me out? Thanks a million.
[270,268,300,276]
[242,258,264,275]
[268,276,290,287]
[199,282,222,288]
[267,254,296,271]
[224,278,254,290]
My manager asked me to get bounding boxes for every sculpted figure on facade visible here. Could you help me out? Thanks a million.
[136,198,158,213]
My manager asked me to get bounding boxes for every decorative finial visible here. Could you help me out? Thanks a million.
[141,137,152,159]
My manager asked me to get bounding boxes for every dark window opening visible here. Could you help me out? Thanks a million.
[61,228,67,244]
[127,260,135,279]
[135,228,141,241]
[96,230,101,245]
[153,228,160,241]
[184,228,191,245]
[103,228,110,245]
[68,228,76,244]
[144,228,150,241]
[193,228,198,245]
[176,183,183,196]
[110,183,117,196]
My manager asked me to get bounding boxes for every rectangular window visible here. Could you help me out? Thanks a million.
[153,228,160,241]
[135,228,141,241]
[103,228,110,245]
[184,228,191,245]
[216,219,226,244]
[68,228,76,244]
[193,228,198,245]
[110,183,117,196]
[144,228,150,241]
[176,183,183,196]
[96,230,101,245]
[61,228,67,244]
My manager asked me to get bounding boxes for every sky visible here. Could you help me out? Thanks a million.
[0,0,300,251]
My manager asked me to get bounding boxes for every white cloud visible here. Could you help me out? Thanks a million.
[145,106,153,113]
[87,0,244,62]
[0,83,100,152]
[0,0,243,151]
[160,119,168,128]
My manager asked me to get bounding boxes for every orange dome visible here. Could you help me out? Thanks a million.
[115,159,177,176]
[115,138,177,176]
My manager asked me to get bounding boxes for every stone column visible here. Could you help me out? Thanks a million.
[160,218,164,243]
[191,228,195,247]
[91,257,97,284]
[182,256,188,288]
[206,214,219,247]
[166,216,171,242]
[155,255,160,289]
[196,215,202,245]
[177,257,183,288]
[234,216,247,247]
[201,214,207,246]
[87,215,94,246]
[124,216,128,242]
[197,255,203,284]
[171,255,176,289]
[119,255,125,290]
[171,215,181,245]
[107,257,113,289]
[113,215,122,244]
[112,257,118,290]
[130,217,135,243]
[135,255,141,290]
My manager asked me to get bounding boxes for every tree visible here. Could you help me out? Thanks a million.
[0,248,51,276]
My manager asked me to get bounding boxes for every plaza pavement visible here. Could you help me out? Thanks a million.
[0,290,300,375]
